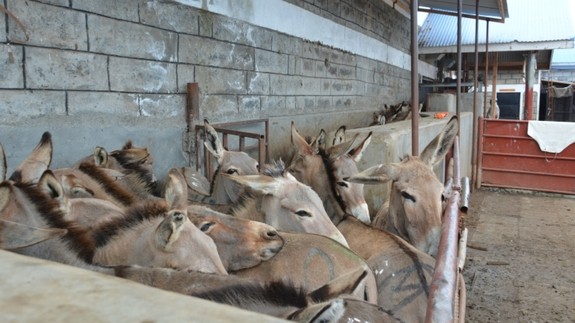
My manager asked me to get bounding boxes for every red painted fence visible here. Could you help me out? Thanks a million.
[478,118,575,194]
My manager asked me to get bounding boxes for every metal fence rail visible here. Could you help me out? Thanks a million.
[426,136,467,323]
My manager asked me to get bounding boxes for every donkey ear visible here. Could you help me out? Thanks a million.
[345,163,398,184]
[420,116,459,167]
[164,168,189,210]
[307,268,368,303]
[155,211,187,250]
[289,299,346,323]
[225,174,280,196]
[291,121,315,156]
[9,132,52,183]
[93,146,109,167]
[311,129,327,151]
[181,167,211,197]
[38,170,65,200]
[0,143,6,182]
[328,134,359,160]
[332,125,346,146]
[0,219,67,250]
[203,119,225,163]
[348,132,372,162]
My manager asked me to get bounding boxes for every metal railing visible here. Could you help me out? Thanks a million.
[194,119,268,181]
[425,136,467,323]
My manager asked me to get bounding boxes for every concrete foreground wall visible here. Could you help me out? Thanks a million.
[0,250,287,322]
[0,0,427,179]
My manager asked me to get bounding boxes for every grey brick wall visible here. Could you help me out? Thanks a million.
[0,0,411,178]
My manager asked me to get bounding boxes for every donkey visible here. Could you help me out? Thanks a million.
[73,142,160,200]
[228,160,349,248]
[346,116,459,257]
[193,268,400,322]
[187,204,284,272]
[90,168,227,274]
[289,121,372,224]
[285,124,438,322]
[187,204,378,304]
[184,119,260,206]
[0,219,67,250]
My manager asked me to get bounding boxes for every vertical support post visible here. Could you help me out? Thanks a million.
[410,0,419,156]
[471,0,480,191]
[455,0,462,123]
[490,53,499,118]
[483,20,490,117]
[525,52,536,120]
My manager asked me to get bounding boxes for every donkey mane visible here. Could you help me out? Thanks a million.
[109,148,157,195]
[91,200,168,248]
[318,148,348,215]
[78,162,136,206]
[192,280,309,309]
[260,159,286,178]
[12,181,95,263]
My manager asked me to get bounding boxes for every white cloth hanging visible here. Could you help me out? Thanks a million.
[527,121,575,153]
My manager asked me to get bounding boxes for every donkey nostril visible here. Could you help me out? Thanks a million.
[266,230,278,238]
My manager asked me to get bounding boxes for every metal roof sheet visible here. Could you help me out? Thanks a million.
[418,0,508,20]
[418,0,575,51]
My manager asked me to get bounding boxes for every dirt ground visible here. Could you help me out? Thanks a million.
[462,188,575,322]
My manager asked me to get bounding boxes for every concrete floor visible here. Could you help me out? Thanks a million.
[0,250,288,322]
[463,189,575,322]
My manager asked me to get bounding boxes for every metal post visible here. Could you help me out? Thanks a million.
[411,0,420,156]
[456,0,462,123]
[525,52,537,120]
[471,0,479,191]
[483,20,490,117]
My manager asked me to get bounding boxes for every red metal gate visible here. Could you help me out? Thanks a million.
[478,118,575,194]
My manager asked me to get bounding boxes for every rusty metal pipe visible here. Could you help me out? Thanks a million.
[425,137,462,323]
[411,0,419,156]
[471,0,480,191]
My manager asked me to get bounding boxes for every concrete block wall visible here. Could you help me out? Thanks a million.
[0,0,413,179]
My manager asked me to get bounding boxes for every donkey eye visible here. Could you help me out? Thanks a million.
[256,164,260,172]
[337,181,348,188]
[295,210,312,218]
[199,222,215,232]
[225,168,238,175]
[401,191,416,202]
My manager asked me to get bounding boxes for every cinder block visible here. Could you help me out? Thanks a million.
[238,95,261,119]
[26,47,108,90]
[179,35,254,70]
[0,90,66,123]
[88,15,177,62]
[200,94,239,122]
[261,96,287,117]
[213,16,273,50]
[109,57,177,93]
[195,66,245,94]
[177,64,195,92]
[139,1,199,34]
[247,72,270,95]
[68,92,140,117]
[255,49,288,74]
[270,75,321,96]
[140,94,186,119]
[271,33,302,56]
[7,0,87,50]
[73,0,138,21]
[0,45,24,88]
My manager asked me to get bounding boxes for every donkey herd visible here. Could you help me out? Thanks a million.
[0,116,459,323]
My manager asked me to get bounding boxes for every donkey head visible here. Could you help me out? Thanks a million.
[346,116,459,257]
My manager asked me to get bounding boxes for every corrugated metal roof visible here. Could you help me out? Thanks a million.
[551,46,575,68]
[418,0,575,50]
[418,0,508,20]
